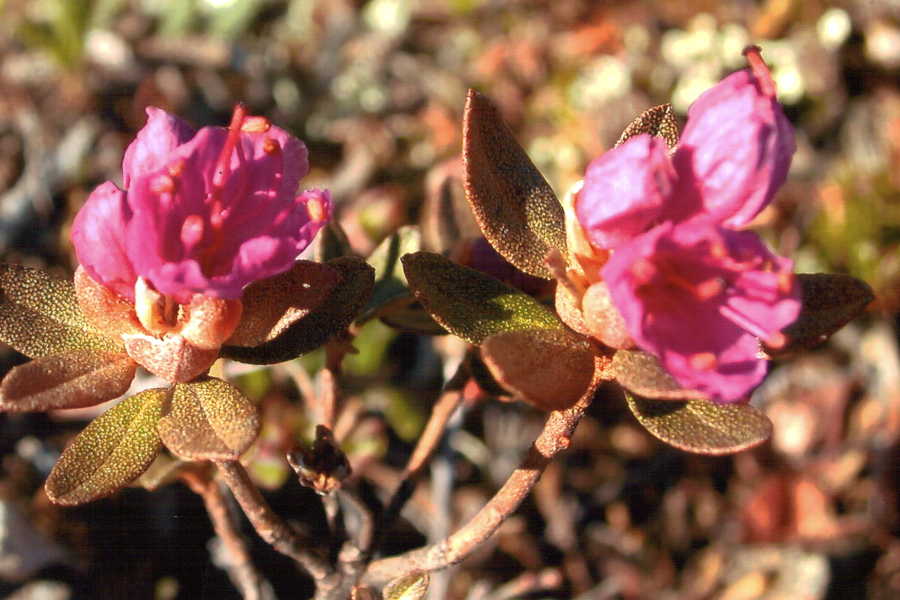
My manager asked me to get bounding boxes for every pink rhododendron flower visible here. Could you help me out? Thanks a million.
[600,221,800,403]
[574,47,801,403]
[72,105,332,304]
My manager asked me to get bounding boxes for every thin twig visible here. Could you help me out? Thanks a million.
[180,469,269,600]
[215,459,333,580]
[362,355,605,587]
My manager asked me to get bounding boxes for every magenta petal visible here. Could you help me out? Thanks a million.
[576,135,675,250]
[122,108,196,188]
[674,70,795,229]
[601,221,800,403]
[71,182,137,301]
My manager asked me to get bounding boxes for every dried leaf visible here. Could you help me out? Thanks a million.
[158,377,260,460]
[226,260,341,347]
[481,329,597,411]
[625,392,773,455]
[615,103,680,151]
[44,388,167,505]
[402,251,563,346]
[0,350,136,412]
[764,273,874,357]
[463,90,566,278]
[221,257,375,365]
[0,263,123,358]
[383,571,430,600]
[614,350,707,401]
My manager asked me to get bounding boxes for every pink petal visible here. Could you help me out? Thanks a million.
[122,107,195,188]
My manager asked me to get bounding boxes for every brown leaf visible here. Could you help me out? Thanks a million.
[764,273,874,357]
[0,263,123,358]
[625,392,773,455]
[463,90,566,279]
[73,266,144,338]
[226,260,340,347]
[123,334,219,383]
[402,251,563,346]
[220,257,375,365]
[44,387,167,505]
[614,350,707,401]
[158,377,260,460]
[615,103,680,151]
[481,329,598,411]
[0,350,136,412]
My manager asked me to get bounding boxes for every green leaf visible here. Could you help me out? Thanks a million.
[220,257,375,365]
[613,350,707,401]
[462,90,566,279]
[357,226,423,324]
[383,571,430,600]
[401,251,563,346]
[158,377,260,460]
[0,263,123,358]
[764,273,874,357]
[625,392,773,455]
[0,350,136,412]
[481,329,596,411]
[615,103,680,150]
[44,388,167,505]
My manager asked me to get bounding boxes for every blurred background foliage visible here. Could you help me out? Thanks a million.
[0,0,899,599]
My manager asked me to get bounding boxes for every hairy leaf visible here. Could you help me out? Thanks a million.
[0,350,136,411]
[383,571,430,600]
[481,329,597,411]
[625,392,773,455]
[0,263,123,357]
[226,260,341,347]
[402,251,563,346]
[613,350,707,401]
[615,103,680,150]
[158,377,260,460]
[463,90,566,278]
[44,388,167,505]
[220,257,375,364]
[764,273,874,357]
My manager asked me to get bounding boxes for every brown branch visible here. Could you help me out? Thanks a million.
[181,469,268,600]
[215,459,333,580]
[363,355,605,587]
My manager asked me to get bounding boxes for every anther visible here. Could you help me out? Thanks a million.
[306,196,327,223]
[262,137,281,155]
[181,215,204,248]
[150,174,175,194]
[689,352,718,371]
[241,116,271,133]
[168,159,185,177]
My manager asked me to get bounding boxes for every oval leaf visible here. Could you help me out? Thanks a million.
[764,273,874,358]
[159,377,260,460]
[481,329,596,411]
[44,388,167,505]
[220,257,375,365]
[401,251,563,346]
[383,571,430,600]
[613,350,707,401]
[615,103,680,150]
[0,350,136,412]
[625,392,773,455]
[226,260,342,347]
[0,263,123,358]
[463,90,566,278]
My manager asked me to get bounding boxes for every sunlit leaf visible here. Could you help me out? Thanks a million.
[402,251,563,346]
[615,103,680,150]
[158,376,260,461]
[481,329,597,411]
[226,260,341,347]
[44,388,167,505]
[383,571,430,600]
[221,257,375,365]
[0,350,136,412]
[764,273,874,357]
[0,263,123,358]
[463,90,566,278]
[613,350,707,401]
[625,392,773,455]
[357,226,425,324]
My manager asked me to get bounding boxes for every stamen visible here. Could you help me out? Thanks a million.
[212,103,247,190]
[306,196,327,223]
[262,137,280,155]
[689,352,718,371]
[241,116,271,133]
[718,303,773,341]
[742,45,777,98]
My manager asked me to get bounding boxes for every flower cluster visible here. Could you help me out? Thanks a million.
[574,47,800,403]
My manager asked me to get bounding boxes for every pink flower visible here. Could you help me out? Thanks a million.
[601,221,800,403]
[72,105,332,304]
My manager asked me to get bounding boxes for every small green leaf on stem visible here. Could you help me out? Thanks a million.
[625,392,773,455]
[383,571,430,600]
[45,388,167,505]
